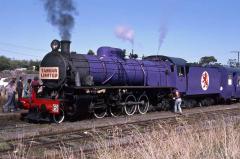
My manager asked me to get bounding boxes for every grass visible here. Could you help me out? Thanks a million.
[0,141,11,151]
[6,116,240,159]
[94,117,240,159]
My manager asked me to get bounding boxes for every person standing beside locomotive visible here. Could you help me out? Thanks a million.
[2,79,16,112]
[23,79,32,97]
[173,89,182,114]
[31,76,40,96]
[16,76,23,100]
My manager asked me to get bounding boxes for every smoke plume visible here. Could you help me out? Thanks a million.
[43,0,77,40]
[157,24,168,54]
[115,25,134,46]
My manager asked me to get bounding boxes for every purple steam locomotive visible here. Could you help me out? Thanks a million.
[23,39,240,123]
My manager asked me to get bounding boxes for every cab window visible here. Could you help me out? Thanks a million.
[228,75,233,86]
[237,76,240,86]
[170,65,174,72]
[177,66,185,76]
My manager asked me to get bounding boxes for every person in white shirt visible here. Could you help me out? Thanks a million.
[173,89,182,114]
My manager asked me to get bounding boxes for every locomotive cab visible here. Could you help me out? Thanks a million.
[143,55,187,91]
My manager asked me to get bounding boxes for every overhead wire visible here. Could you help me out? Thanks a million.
[0,48,42,58]
[0,41,50,58]
[0,41,49,59]
[0,41,48,52]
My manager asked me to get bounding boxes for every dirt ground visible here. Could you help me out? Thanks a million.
[0,92,20,113]
[0,94,6,113]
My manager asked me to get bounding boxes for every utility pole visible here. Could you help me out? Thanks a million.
[231,51,240,67]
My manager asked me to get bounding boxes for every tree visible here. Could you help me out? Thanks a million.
[0,55,41,71]
[28,60,40,70]
[87,49,95,55]
[0,56,11,71]
[199,56,217,65]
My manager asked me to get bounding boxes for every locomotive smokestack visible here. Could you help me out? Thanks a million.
[61,40,71,53]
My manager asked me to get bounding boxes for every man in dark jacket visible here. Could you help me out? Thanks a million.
[16,76,23,99]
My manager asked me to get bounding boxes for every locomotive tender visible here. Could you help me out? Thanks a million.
[21,40,240,123]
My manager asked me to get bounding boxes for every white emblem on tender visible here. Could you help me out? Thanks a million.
[201,71,209,91]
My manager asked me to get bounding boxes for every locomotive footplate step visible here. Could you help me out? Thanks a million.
[25,112,51,123]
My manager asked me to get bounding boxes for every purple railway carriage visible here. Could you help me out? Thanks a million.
[170,64,240,107]
[217,66,240,100]
[183,65,221,107]
[232,67,240,99]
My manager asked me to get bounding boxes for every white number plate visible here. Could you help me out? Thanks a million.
[52,104,59,113]
[40,67,59,80]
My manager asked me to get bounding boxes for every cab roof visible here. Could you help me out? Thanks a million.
[143,55,187,66]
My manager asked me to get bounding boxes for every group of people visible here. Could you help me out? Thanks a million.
[2,76,39,113]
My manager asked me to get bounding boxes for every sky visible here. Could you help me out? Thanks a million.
[0,0,240,65]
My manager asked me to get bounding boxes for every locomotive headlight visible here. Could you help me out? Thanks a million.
[51,39,60,51]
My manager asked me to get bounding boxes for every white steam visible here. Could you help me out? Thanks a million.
[157,24,168,54]
[115,25,134,45]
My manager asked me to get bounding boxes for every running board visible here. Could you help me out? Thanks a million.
[25,111,51,122]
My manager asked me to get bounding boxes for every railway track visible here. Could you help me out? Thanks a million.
[0,104,240,158]
[0,122,35,133]
[0,112,37,133]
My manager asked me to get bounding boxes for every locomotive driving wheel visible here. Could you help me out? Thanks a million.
[137,94,149,114]
[123,95,137,116]
[52,108,65,124]
[93,102,108,119]
[109,105,122,117]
